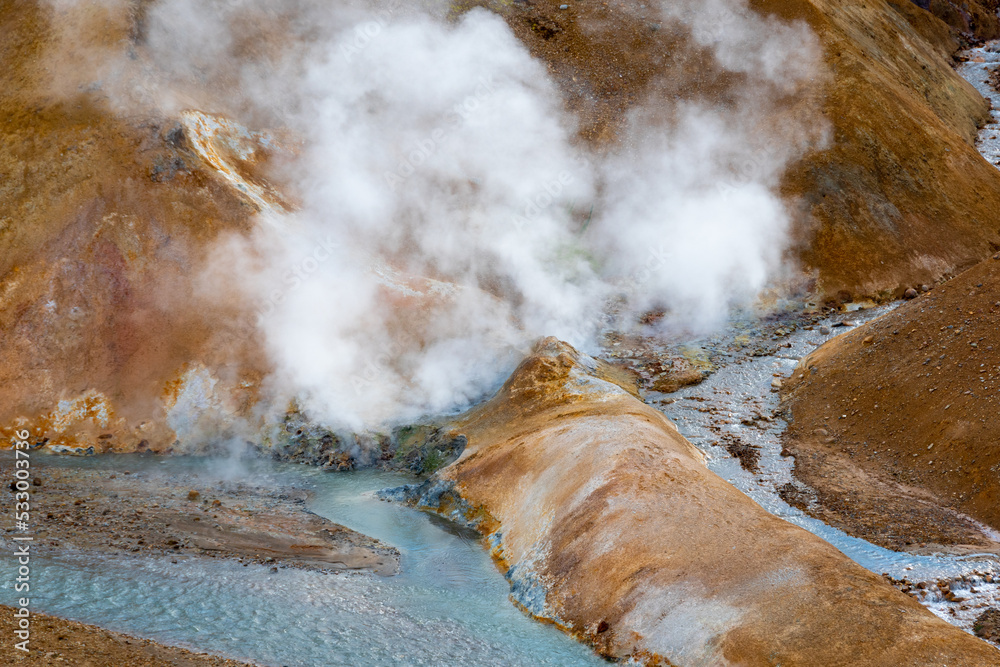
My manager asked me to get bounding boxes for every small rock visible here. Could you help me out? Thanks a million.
[187,490,200,501]
[819,326,831,335]
[863,335,874,345]
[903,288,918,300]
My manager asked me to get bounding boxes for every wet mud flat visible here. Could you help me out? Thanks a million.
[0,453,399,576]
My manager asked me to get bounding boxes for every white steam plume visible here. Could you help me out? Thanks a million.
[52,0,827,430]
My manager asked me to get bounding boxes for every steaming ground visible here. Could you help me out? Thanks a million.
[41,0,827,432]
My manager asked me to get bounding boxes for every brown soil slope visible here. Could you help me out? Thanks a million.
[782,257,1000,550]
[925,0,1000,41]
[476,0,1000,298]
[418,338,1000,665]
[0,1,266,451]
[0,605,251,666]
[777,0,1000,298]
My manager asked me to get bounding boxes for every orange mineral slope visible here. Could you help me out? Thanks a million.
[0,1,270,452]
[395,338,1000,665]
[0,2,470,452]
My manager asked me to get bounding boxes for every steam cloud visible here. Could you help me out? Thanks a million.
[50,0,828,431]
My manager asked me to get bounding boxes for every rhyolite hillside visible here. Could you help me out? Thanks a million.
[5,1,1000,663]
[2,0,1000,456]
[0,1,265,452]
[389,338,1000,665]
[470,0,1000,300]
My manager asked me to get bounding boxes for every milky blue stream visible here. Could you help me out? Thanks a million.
[0,455,604,666]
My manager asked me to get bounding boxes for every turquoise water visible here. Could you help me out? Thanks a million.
[0,454,604,666]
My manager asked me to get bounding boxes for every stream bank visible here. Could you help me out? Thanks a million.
[635,304,1000,643]
[0,605,250,666]
[0,454,604,666]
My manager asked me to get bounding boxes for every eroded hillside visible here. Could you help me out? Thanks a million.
[2,0,1000,458]
[781,256,1000,548]
[0,1,268,452]
[390,338,1000,665]
[470,0,1000,298]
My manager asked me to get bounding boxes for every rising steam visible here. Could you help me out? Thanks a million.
[47,0,827,431]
